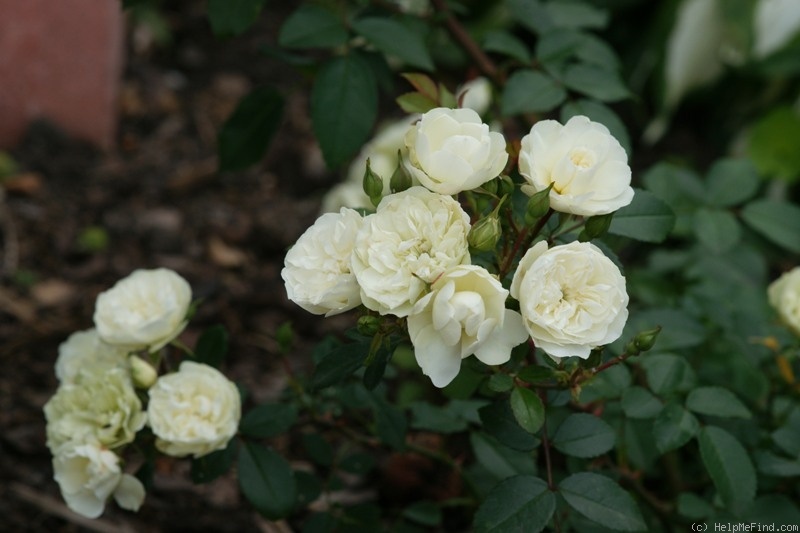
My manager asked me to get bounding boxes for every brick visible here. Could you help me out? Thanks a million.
[0,0,123,149]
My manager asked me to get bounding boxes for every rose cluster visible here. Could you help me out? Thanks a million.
[43,269,241,518]
[283,108,633,387]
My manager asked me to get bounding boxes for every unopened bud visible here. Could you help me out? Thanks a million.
[525,184,553,225]
[389,151,412,193]
[362,158,384,207]
[633,326,662,353]
[129,355,158,389]
[468,213,502,251]
[481,178,499,195]
[357,315,381,337]
[579,213,614,242]
[498,175,515,197]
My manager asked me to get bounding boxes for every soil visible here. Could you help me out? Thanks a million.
[0,2,350,531]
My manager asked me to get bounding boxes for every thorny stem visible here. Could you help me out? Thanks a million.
[498,208,554,279]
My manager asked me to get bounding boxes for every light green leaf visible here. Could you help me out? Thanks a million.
[483,30,531,63]
[705,158,760,207]
[558,473,646,531]
[207,0,266,37]
[240,403,298,438]
[653,403,699,453]
[562,63,629,102]
[396,92,437,114]
[474,476,555,533]
[561,99,631,155]
[510,387,545,434]
[693,208,741,254]
[748,106,800,182]
[501,69,566,115]
[311,54,378,169]
[741,199,800,253]
[278,5,348,49]
[352,17,434,71]
[608,188,675,243]
[685,386,752,419]
[238,442,297,520]
[698,426,756,511]
[621,386,663,419]
[552,413,615,458]
[218,87,284,172]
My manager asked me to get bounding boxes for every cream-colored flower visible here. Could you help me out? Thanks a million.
[457,77,493,116]
[282,207,363,316]
[351,186,471,317]
[147,361,241,458]
[93,268,192,351]
[519,115,633,216]
[768,266,800,336]
[53,443,145,519]
[510,241,629,359]
[408,265,528,387]
[45,367,147,454]
[55,328,129,384]
[404,107,508,195]
[753,0,800,58]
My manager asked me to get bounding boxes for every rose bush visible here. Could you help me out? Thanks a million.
[768,266,800,336]
[147,361,241,458]
[518,115,633,216]
[510,240,629,359]
[282,207,364,316]
[93,268,192,351]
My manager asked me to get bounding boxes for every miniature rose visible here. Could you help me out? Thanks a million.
[404,107,508,195]
[768,266,800,337]
[54,328,129,384]
[510,241,629,359]
[518,115,634,216]
[408,265,528,387]
[351,186,471,317]
[93,268,192,351]
[53,442,145,518]
[282,207,364,316]
[44,367,147,454]
[457,76,493,116]
[147,361,241,458]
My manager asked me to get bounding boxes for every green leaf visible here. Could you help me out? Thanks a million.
[352,17,433,71]
[562,63,629,102]
[509,387,545,434]
[240,403,298,438]
[561,99,631,155]
[640,353,697,394]
[278,5,348,49]
[748,106,800,182]
[754,450,800,477]
[239,442,297,520]
[676,492,715,520]
[693,208,741,254]
[621,386,663,419]
[302,433,334,467]
[191,439,236,484]
[746,495,800,527]
[194,324,228,368]
[622,311,705,353]
[558,472,646,531]
[396,92,437,114]
[311,54,378,169]
[544,1,609,29]
[479,399,540,451]
[207,0,265,37]
[403,501,442,527]
[218,87,284,171]
[409,401,469,434]
[705,158,760,207]
[473,476,555,533]
[488,373,515,393]
[312,338,370,390]
[517,365,556,384]
[536,29,582,72]
[685,386,752,419]
[608,188,675,242]
[483,30,531,63]
[470,432,536,480]
[339,453,377,475]
[501,70,566,115]
[551,413,615,458]
[741,199,800,253]
[507,0,554,34]
[653,403,699,453]
[371,394,407,450]
[698,426,756,511]
[623,419,659,470]
[772,407,800,456]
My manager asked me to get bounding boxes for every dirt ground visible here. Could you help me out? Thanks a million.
[0,2,354,531]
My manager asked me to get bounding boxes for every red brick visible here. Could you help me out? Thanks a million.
[0,0,123,149]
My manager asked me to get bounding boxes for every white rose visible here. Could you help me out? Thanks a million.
[457,77,493,116]
[53,442,145,518]
[753,0,800,58]
[322,116,418,213]
[404,107,508,195]
[147,361,241,458]
[93,268,192,351]
[768,266,800,336]
[282,207,363,316]
[408,265,529,387]
[45,367,147,454]
[55,328,129,384]
[351,186,471,317]
[518,115,634,216]
[510,241,629,359]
